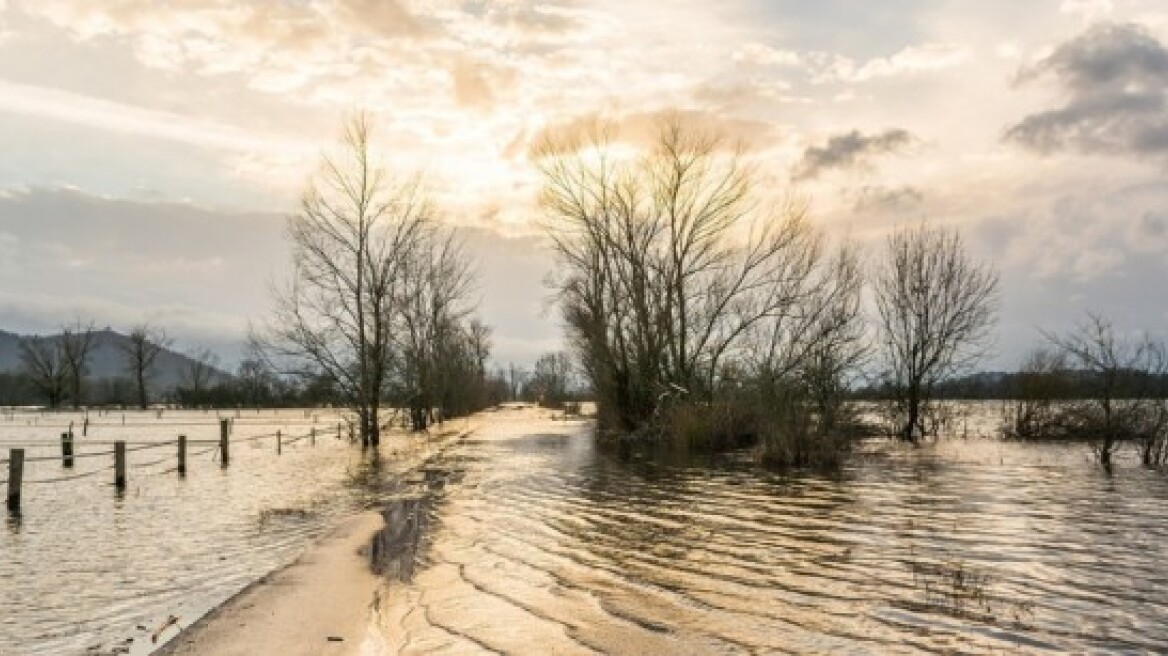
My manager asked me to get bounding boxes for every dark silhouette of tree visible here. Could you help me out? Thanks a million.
[19,335,68,408]
[122,324,171,409]
[874,223,998,442]
[59,318,97,409]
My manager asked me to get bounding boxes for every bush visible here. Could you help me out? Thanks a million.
[655,392,856,468]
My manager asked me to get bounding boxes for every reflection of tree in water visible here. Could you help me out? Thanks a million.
[371,496,431,582]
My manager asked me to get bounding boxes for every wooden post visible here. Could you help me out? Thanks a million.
[6,449,23,512]
[61,432,74,468]
[114,441,126,491]
[219,419,230,467]
[337,423,342,440]
[310,427,316,446]
[177,435,187,476]
[277,430,282,455]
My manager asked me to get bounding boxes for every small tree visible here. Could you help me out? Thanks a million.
[1046,313,1168,466]
[874,223,998,442]
[527,352,573,406]
[1001,347,1069,440]
[19,335,68,408]
[59,318,97,409]
[122,324,170,409]
[177,347,220,407]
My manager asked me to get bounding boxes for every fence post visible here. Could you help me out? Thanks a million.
[177,435,187,476]
[219,419,230,467]
[277,430,282,455]
[6,449,23,512]
[337,423,342,440]
[61,432,74,468]
[311,427,316,446]
[114,441,126,491]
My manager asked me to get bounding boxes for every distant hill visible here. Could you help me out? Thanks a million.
[0,328,232,393]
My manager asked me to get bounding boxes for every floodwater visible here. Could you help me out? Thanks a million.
[0,408,463,656]
[374,406,1168,654]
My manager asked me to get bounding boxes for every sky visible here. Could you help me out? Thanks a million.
[2,0,1168,371]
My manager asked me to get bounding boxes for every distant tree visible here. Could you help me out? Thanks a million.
[59,318,97,409]
[182,347,219,394]
[507,363,528,402]
[1046,313,1168,466]
[874,223,998,442]
[19,336,68,408]
[1000,347,1069,440]
[174,346,220,407]
[527,352,573,406]
[122,324,171,409]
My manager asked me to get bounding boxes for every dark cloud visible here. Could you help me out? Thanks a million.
[793,128,915,180]
[1006,22,1168,156]
[852,185,923,212]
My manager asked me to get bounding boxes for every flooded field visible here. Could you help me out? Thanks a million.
[376,406,1168,654]
[0,408,458,656]
[4,405,1168,654]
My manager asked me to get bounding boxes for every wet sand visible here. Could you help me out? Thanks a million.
[153,417,483,656]
[156,510,386,656]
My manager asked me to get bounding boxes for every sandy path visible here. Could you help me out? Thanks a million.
[156,511,386,656]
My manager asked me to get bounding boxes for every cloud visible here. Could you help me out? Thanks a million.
[1006,22,1168,157]
[524,108,782,157]
[733,41,969,83]
[0,79,313,157]
[0,186,559,367]
[1060,0,1114,22]
[852,185,924,212]
[793,128,916,179]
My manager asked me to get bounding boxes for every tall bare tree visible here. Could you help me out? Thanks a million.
[393,230,475,430]
[260,113,430,447]
[59,318,97,409]
[20,335,68,408]
[122,324,171,409]
[874,223,998,442]
[535,116,859,434]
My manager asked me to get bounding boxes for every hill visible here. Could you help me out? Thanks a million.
[0,327,232,393]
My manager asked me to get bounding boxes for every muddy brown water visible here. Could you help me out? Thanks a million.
[376,407,1168,654]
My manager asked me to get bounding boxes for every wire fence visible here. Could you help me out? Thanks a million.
[3,422,346,512]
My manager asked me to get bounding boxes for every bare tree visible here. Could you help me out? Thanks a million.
[59,318,97,409]
[535,115,860,438]
[1046,313,1168,466]
[122,324,171,409]
[874,223,999,442]
[527,352,574,406]
[179,347,220,402]
[1000,346,1070,440]
[259,113,430,447]
[393,230,475,430]
[20,335,68,408]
